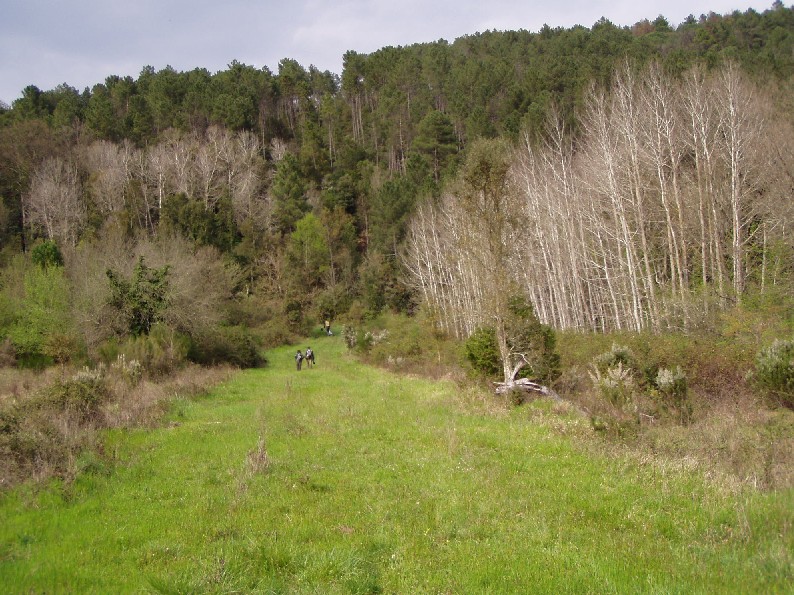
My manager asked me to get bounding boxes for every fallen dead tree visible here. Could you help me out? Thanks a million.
[494,377,562,401]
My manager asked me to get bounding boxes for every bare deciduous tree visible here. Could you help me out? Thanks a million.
[25,157,85,246]
[405,60,791,337]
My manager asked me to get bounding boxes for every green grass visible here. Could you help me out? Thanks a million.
[1,336,792,593]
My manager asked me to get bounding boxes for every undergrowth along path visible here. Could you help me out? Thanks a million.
[1,336,792,593]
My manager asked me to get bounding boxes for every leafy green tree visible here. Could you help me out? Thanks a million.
[464,298,559,384]
[11,86,48,121]
[85,84,118,140]
[30,240,63,268]
[319,207,358,288]
[277,58,312,137]
[299,113,330,182]
[272,154,309,235]
[160,193,239,253]
[457,137,518,383]
[106,256,170,336]
[321,170,358,214]
[464,106,497,140]
[207,61,271,131]
[368,175,419,253]
[285,213,329,291]
[126,94,155,143]
[212,93,252,130]
[412,110,458,182]
[358,251,414,316]
[49,84,84,130]
[503,295,561,384]
[145,66,187,132]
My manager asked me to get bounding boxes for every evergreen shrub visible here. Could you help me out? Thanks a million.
[188,325,264,368]
[652,366,691,423]
[465,327,501,378]
[755,338,794,408]
[100,323,190,376]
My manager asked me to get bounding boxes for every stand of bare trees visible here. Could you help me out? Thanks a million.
[404,61,793,334]
[25,126,272,242]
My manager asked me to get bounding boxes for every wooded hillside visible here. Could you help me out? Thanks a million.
[0,4,792,366]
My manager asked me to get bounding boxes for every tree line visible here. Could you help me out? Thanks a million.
[0,4,792,369]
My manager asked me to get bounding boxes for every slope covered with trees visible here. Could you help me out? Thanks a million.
[0,4,792,372]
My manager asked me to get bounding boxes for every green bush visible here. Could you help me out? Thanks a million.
[106,256,170,337]
[42,333,83,366]
[188,325,265,368]
[342,324,377,354]
[100,323,190,377]
[45,367,109,420]
[592,343,636,374]
[110,354,143,386]
[364,315,439,368]
[652,366,692,423]
[342,325,359,350]
[503,295,561,384]
[5,264,73,366]
[755,338,794,408]
[516,323,561,384]
[589,362,636,409]
[257,317,295,350]
[354,329,376,354]
[465,327,501,378]
[30,240,63,269]
[0,366,109,481]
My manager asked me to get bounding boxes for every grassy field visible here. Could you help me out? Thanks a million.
[1,335,792,593]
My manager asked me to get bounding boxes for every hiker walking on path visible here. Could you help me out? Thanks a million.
[295,349,304,371]
[324,319,332,335]
[305,347,315,368]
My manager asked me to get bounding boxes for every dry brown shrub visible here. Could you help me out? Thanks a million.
[1,362,237,490]
[65,232,240,357]
[643,399,794,491]
[571,390,794,492]
[0,366,63,407]
[101,363,236,429]
[0,339,17,368]
[551,327,794,491]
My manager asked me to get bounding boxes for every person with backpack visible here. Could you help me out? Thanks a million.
[305,347,315,367]
[295,349,304,370]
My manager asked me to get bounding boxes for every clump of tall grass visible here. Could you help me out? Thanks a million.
[98,323,190,377]
[245,435,271,476]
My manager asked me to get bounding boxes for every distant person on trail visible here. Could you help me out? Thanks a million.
[295,349,304,371]
[306,347,315,367]
[324,319,332,335]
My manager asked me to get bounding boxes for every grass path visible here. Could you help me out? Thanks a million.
[1,336,792,593]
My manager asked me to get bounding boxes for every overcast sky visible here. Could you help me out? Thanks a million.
[0,0,778,106]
